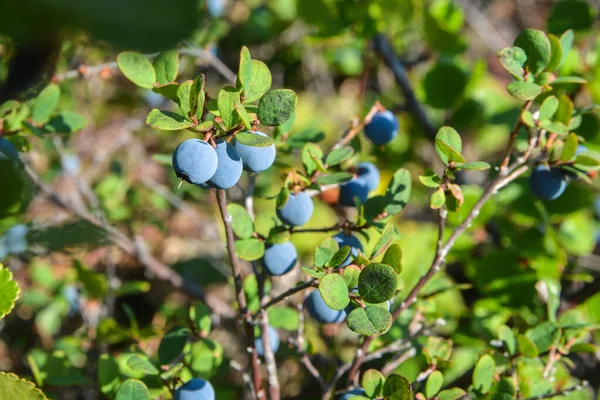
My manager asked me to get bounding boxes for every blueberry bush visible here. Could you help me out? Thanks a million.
[0,1,600,400]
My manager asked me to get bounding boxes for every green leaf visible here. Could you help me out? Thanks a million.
[358,263,398,303]
[176,79,192,117]
[0,265,20,320]
[517,334,539,357]
[430,188,446,209]
[218,86,240,129]
[45,111,87,133]
[0,372,47,400]
[235,238,265,261]
[314,237,339,267]
[0,100,19,117]
[454,161,491,171]
[189,74,206,120]
[116,379,150,400]
[555,95,574,125]
[522,110,535,127]
[235,132,274,147]
[385,168,412,215]
[235,102,252,129]
[126,355,159,375]
[145,109,193,130]
[328,246,352,268]
[506,81,542,101]
[362,369,385,398]
[158,326,191,365]
[446,184,464,212]
[346,305,392,336]
[267,226,290,245]
[258,89,297,126]
[326,146,354,166]
[552,76,587,84]
[524,321,560,353]
[435,126,462,164]
[227,203,254,239]
[302,267,325,279]
[513,29,551,75]
[472,354,495,394]
[539,96,559,120]
[497,47,527,80]
[435,140,465,164]
[342,265,361,288]
[31,84,60,124]
[437,388,466,400]
[425,371,444,399]
[546,34,562,72]
[419,168,442,188]
[559,30,574,67]
[382,244,403,274]
[267,306,298,331]
[238,46,253,97]
[539,120,568,135]
[498,325,516,355]
[318,273,350,310]
[189,302,211,335]
[561,133,579,161]
[316,172,353,186]
[98,354,120,394]
[153,50,178,85]
[75,260,108,299]
[383,374,412,400]
[152,82,179,102]
[302,143,324,176]
[244,60,272,103]
[276,188,290,210]
[117,52,156,89]
[370,223,396,259]
[574,154,600,171]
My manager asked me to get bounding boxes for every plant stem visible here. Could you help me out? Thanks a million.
[216,189,263,398]
[258,279,318,313]
[499,100,532,172]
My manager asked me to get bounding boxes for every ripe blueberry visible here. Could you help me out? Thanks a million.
[174,378,215,400]
[305,290,347,324]
[364,110,398,146]
[255,325,280,357]
[333,233,363,267]
[172,139,218,185]
[234,131,276,173]
[4,224,28,255]
[339,179,369,206]
[277,192,314,227]
[340,389,367,400]
[207,140,243,189]
[356,162,380,192]
[263,241,298,276]
[529,165,567,200]
[0,138,20,166]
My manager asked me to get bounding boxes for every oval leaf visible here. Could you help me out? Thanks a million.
[258,89,297,126]
[126,355,159,375]
[319,273,350,310]
[383,374,412,400]
[158,326,191,365]
[473,354,495,394]
[117,52,156,89]
[235,238,265,261]
[0,264,20,320]
[425,371,444,399]
[346,305,392,336]
[244,60,272,103]
[145,109,193,130]
[235,132,274,147]
[227,203,254,239]
[358,263,398,304]
[31,84,60,124]
[0,372,47,400]
[116,379,150,400]
[314,237,339,267]
[153,50,179,85]
[506,81,542,101]
[513,29,551,75]
[362,369,385,398]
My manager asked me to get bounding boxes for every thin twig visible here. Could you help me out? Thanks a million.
[331,103,380,151]
[500,100,532,172]
[259,279,318,312]
[290,224,344,234]
[231,360,257,399]
[297,302,325,389]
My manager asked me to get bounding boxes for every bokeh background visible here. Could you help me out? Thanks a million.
[0,0,599,399]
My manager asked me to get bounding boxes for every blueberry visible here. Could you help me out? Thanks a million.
[234,131,276,173]
[4,224,28,254]
[332,233,363,267]
[172,139,218,185]
[529,165,567,200]
[364,110,398,146]
[339,179,369,206]
[305,290,347,324]
[356,162,380,192]
[207,0,225,17]
[340,388,367,400]
[207,140,243,189]
[62,285,80,315]
[276,192,314,227]
[255,325,280,357]
[263,241,298,276]
[0,138,20,166]
[175,378,215,400]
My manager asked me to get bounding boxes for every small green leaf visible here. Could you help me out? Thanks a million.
[235,239,265,261]
[0,265,20,320]
[517,334,539,357]
[546,34,562,72]
[244,60,272,103]
[116,379,150,400]
[497,47,527,80]
[437,388,466,400]
[513,29,551,75]
[190,74,206,120]
[385,168,411,215]
[302,267,325,279]
[370,223,397,259]
[31,84,60,124]
[559,30,574,67]
[258,89,297,126]
[539,120,568,135]
[177,81,193,118]
[382,243,403,274]
[435,126,462,164]
[0,372,48,400]
[189,302,211,335]
[329,246,352,268]
[362,369,385,398]
[235,132,274,147]
[539,96,559,120]
[267,306,299,331]
[561,133,579,161]
[498,325,516,355]
[347,305,393,336]
[342,265,361,288]
[522,110,535,127]
[314,237,339,267]
[235,102,252,129]
[126,355,159,375]
[574,153,600,171]
[218,86,240,129]
[153,50,179,85]
[316,173,353,186]
[506,81,542,101]
[145,109,193,130]
[302,143,324,176]
[117,52,156,89]
[326,146,354,166]
[227,203,254,239]
[555,95,574,125]
[430,188,446,209]
[435,139,466,164]
[358,263,398,303]
[524,321,560,353]
[238,46,253,97]
[98,354,120,394]
[473,354,495,394]
[425,371,444,399]
[158,326,191,365]
[419,168,442,188]
[454,161,490,171]
[552,76,587,84]
[45,111,87,133]
[383,374,412,400]
[276,188,290,210]
[318,273,350,310]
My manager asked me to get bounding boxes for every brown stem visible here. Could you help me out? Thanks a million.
[500,100,532,172]
[297,302,325,389]
[216,189,263,398]
[260,310,280,400]
[259,279,318,313]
